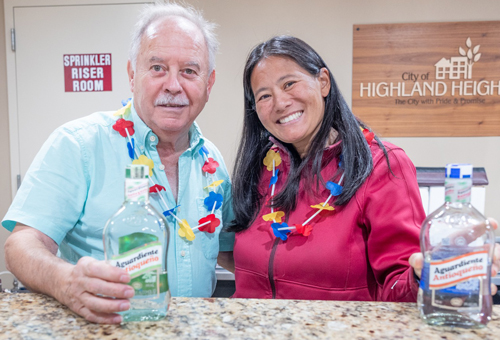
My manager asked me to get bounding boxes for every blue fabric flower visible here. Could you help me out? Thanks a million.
[269,169,279,187]
[121,98,132,106]
[163,205,180,217]
[199,145,209,157]
[271,222,291,241]
[127,137,135,159]
[204,191,223,211]
[326,181,343,196]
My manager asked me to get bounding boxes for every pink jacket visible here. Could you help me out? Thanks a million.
[233,141,424,302]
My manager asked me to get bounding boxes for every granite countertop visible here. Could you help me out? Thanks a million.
[0,292,499,339]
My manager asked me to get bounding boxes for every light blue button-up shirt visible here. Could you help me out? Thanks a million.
[2,101,235,297]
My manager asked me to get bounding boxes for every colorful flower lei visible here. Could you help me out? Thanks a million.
[113,99,224,241]
[264,128,373,241]
[263,148,343,241]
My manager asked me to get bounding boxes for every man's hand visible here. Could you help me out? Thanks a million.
[58,257,135,324]
[5,224,134,324]
[409,218,500,295]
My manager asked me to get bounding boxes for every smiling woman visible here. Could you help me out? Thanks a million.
[229,35,426,302]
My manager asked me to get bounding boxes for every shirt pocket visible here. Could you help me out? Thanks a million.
[196,197,223,260]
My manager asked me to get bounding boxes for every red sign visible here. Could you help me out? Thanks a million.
[63,53,112,92]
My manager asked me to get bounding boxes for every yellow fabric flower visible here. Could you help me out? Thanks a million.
[178,219,195,241]
[262,211,285,223]
[263,149,282,171]
[310,203,335,211]
[132,155,154,177]
[113,100,132,117]
[204,179,224,190]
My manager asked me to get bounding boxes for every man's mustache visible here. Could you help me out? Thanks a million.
[154,94,189,106]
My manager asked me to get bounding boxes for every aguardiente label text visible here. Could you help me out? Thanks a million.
[110,242,162,277]
[429,251,488,289]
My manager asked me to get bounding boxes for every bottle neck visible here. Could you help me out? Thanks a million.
[124,178,149,202]
[444,177,472,204]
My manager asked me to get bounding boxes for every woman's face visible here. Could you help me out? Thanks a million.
[250,56,330,156]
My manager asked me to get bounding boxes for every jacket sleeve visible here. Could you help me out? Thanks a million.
[359,145,425,302]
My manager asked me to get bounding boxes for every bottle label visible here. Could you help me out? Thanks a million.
[429,250,488,288]
[125,179,148,202]
[421,251,487,310]
[109,241,168,297]
[430,278,483,310]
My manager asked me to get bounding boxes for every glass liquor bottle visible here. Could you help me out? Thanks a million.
[103,164,170,322]
[418,164,495,328]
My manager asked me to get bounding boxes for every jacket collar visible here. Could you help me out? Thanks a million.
[268,129,342,159]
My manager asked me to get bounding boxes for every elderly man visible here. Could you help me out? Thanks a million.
[2,3,234,324]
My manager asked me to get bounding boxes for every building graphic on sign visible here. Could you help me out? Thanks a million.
[434,57,468,79]
[434,37,481,80]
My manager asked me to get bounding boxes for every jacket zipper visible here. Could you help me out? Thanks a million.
[268,237,280,299]
[268,215,289,299]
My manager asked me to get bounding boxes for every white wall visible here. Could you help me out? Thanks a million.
[1,0,499,276]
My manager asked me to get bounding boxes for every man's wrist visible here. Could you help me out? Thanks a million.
[49,260,73,304]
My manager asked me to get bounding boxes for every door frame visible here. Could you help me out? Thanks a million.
[3,0,151,199]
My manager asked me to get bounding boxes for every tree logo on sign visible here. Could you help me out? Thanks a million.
[434,37,481,80]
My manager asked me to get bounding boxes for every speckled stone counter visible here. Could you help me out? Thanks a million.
[0,292,499,339]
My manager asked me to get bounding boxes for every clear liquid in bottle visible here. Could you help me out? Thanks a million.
[103,164,170,322]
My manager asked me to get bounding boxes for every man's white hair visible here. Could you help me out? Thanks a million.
[129,2,219,73]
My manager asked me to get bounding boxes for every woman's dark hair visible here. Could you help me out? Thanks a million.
[231,36,389,232]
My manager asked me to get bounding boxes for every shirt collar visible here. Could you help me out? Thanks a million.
[128,99,206,158]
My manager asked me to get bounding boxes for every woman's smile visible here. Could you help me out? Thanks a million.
[278,111,303,124]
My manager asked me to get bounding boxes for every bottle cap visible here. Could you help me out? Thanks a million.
[126,164,149,179]
[445,163,473,179]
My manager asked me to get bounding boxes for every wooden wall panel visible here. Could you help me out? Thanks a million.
[352,21,500,137]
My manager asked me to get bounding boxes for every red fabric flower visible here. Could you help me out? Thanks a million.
[149,184,165,193]
[198,214,220,233]
[295,224,313,236]
[202,157,219,174]
[362,128,374,145]
[113,118,135,137]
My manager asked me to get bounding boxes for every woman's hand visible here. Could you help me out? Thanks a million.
[409,218,499,295]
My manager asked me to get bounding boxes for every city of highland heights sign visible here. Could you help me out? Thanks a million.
[352,21,500,137]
